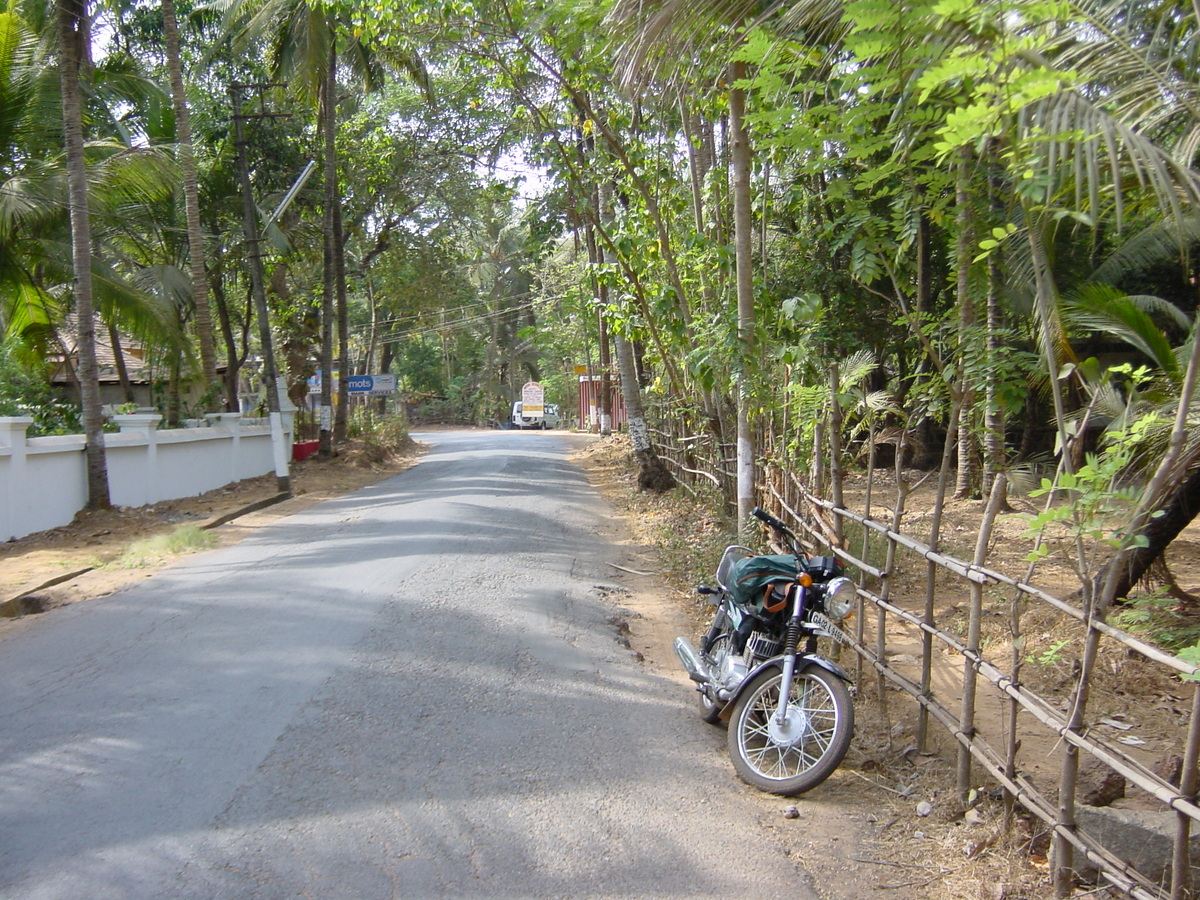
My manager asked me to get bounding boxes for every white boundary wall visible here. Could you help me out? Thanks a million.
[0,413,293,541]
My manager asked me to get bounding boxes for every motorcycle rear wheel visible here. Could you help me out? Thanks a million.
[698,631,733,724]
[727,664,853,796]
[698,609,733,724]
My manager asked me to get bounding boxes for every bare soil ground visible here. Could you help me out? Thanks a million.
[575,436,1200,900]
[8,427,1185,899]
[573,436,1066,900]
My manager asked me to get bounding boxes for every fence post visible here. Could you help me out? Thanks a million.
[957,475,1006,800]
[112,412,162,507]
[829,364,844,547]
[0,417,32,542]
[918,395,962,753]
[1171,682,1200,899]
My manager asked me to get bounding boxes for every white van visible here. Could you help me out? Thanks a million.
[511,402,561,430]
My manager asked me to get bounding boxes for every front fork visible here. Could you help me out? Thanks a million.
[774,584,810,725]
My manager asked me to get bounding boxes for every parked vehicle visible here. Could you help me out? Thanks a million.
[511,402,560,430]
[674,507,857,795]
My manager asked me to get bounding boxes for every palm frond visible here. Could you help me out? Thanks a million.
[606,0,848,89]
[0,274,57,339]
[1026,92,1200,230]
[86,143,178,210]
[837,347,876,386]
[1063,282,1181,379]
[1090,214,1200,286]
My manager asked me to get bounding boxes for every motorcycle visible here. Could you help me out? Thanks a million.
[674,507,857,796]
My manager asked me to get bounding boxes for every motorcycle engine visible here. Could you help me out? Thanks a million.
[745,632,782,661]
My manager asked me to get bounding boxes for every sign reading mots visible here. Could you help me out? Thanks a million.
[347,374,397,395]
[521,381,544,417]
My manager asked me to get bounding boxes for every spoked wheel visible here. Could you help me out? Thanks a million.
[727,664,853,795]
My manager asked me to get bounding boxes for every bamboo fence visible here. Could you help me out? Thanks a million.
[646,404,1200,900]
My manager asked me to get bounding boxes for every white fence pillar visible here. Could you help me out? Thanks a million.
[207,411,243,483]
[111,413,162,507]
[0,416,33,542]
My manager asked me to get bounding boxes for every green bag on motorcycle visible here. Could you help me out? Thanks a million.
[729,554,799,617]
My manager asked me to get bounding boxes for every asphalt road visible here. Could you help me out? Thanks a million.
[0,429,820,899]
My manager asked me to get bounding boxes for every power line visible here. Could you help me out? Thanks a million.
[346,295,537,336]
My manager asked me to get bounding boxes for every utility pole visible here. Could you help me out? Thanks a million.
[597,313,612,435]
[231,82,291,497]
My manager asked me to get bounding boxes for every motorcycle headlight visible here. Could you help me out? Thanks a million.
[822,577,857,622]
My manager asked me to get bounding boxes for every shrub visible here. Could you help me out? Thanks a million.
[0,343,81,436]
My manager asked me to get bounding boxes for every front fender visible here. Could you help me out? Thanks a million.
[718,653,854,722]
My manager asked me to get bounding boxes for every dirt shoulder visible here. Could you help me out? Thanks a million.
[572,434,1057,900]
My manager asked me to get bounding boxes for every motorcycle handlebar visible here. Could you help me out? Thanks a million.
[751,506,789,533]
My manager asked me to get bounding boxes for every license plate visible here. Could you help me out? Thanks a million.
[809,611,851,646]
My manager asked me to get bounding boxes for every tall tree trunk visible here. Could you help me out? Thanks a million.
[210,252,242,412]
[318,56,336,458]
[232,83,291,495]
[730,60,756,521]
[363,271,377,376]
[162,0,216,396]
[333,125,350,440]
[983,149,1008,503]
[908,215,939,469]
[108,321,134,404]
[597,313,612,435]
[613,332,673,492]
[681,97,724,433]
[955,150,979,498]
[680,98,707,237]
[59,0,110,508]
[582,213,613,435]
[596,181,673,492]
[1095,464,1200,603]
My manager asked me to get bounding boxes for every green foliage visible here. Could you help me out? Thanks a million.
[1113,593,1200,656]
[0,343,80,436]
[1026,638,1071,666]
[347,407,410,445]
[1021,416,1163,583]
[1177,642,1200,682]
[393,339,444,394]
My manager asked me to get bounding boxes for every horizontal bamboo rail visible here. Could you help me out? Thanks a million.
[783,487,1200,899]
[642,414,1200,898]
[796,485,1199,677]
[859,641,1165,899]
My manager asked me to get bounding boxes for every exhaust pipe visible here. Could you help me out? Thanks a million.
[674,636,712,684]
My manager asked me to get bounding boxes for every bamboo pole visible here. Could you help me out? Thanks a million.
[829,364,844,547]
[958,474,1007,799]
[795,487,1197,675]
[1005,579,1026,826]
[857,416,877,684]
[773,447,1200,896]
[1172,683,1200,899]
[919,395,961,752]
[863,649,1166,899]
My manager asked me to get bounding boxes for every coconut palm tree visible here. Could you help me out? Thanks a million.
[58,0,109,506]
[161,0,218,394]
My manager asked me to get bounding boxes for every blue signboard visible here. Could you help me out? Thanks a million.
[346,374,396,395]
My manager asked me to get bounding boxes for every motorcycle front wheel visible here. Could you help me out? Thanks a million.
[727,664,853,796]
